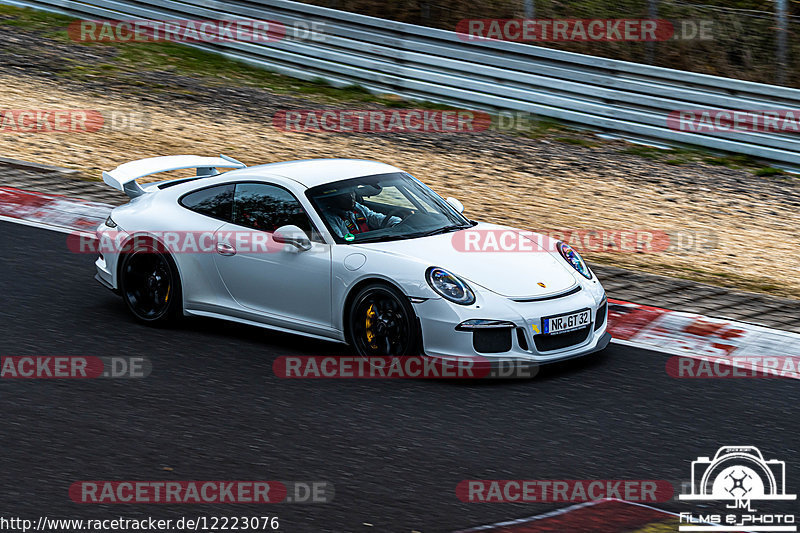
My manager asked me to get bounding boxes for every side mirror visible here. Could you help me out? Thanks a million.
[446,197,464,213]
[273,225,312,251]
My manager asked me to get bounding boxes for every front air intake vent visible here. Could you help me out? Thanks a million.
[595,300,608,331]
[533,326,591,352]
[473,329,512,353]
[516,328,529,351]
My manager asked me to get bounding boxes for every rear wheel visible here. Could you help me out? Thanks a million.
[120,243,181,324]
[348,283,420,357]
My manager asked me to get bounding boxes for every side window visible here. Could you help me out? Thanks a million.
[179,184,234,221]
[233,183,314,236]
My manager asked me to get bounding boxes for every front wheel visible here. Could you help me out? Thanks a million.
[348,283,420,357]
[120,243,182,324]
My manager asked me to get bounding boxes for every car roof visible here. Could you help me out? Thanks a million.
[226,159,403,188]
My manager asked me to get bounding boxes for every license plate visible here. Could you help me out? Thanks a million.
[542,309,591,335]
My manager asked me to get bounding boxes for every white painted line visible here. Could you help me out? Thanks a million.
[456,498,758,533]
[453,500,604,532]
[0,213,93,236]
[607,499,755,530]
[613,337,800,365]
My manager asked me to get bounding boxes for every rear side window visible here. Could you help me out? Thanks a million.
[179,184,234,221]
[232,183,313,235]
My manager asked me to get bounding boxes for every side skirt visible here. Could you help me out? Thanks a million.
[184,308,347,345]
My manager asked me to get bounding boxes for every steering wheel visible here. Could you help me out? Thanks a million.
[379,209,411,229]
[379,212,398,229]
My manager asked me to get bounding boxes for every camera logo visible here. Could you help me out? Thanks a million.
[681,446,795,501]
[679,446,796,532]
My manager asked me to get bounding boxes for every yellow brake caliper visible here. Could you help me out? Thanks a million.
[365,304,378,349]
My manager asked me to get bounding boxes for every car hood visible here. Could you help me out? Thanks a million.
[354,223,580,299]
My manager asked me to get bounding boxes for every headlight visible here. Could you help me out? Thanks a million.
[104,216,117,228]
[556,242,592,279]
[426,267,475,305]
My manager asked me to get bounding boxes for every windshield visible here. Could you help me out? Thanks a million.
[306,172,473,244]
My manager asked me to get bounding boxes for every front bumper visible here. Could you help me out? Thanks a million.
[413,283,610,364]
[95,254,116,290]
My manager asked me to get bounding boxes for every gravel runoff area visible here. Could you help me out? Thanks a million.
[1,17,800,303]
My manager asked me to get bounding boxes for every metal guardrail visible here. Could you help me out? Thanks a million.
[4,0,800,166]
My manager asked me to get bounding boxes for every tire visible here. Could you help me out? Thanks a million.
[119,241,182,325]
[347,283,420,357]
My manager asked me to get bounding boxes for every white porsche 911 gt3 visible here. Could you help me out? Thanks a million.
[95,155,610,365]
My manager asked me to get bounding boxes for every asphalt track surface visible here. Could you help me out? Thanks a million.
[1,220,798,532]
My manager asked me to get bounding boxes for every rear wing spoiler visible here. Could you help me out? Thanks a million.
[102,155,246,199]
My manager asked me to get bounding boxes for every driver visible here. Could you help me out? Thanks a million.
[323,190,401,238]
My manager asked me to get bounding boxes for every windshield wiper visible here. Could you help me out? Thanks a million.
[415,224,471,237]
[353,224,471,243]
[352,234,403,243]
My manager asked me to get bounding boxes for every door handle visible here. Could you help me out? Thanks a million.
[216,242,236,256]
